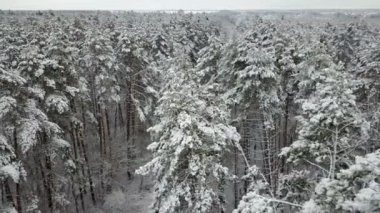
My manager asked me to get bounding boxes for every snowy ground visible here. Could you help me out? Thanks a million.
[124,176,155,213]
[94,176,155,213]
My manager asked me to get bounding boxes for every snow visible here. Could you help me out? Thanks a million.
[178,111,192,129]
[28,86,46,100]
[0,163,20,183]
[233,191,274,213]
[0,96,16,119]
[64,159,76,170]
[302,200,323,213]
[65,86,79,97]
[104,190,127,212]
[305,149,380,212]
[44,77,56,89]
[35,68,44,77]
[45,94,70,114]
[18,119,40,154]
[1,207,17,213]
[342,182,380,212]
[52,137,71,148]
[0,67,26,86]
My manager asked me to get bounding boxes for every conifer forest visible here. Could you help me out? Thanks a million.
[0,10,380,213]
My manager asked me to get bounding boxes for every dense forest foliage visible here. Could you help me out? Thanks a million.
[0,10,380,213]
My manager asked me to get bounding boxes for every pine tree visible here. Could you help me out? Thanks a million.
[281,44,370,178]
[302,149,380,213]
[218,20,282,197]
[137,56,240,213]
[39,30,80,211]
[0,67,26,212]
[80,30,119,195]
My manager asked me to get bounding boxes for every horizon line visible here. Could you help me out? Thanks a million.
[1,8,380,12]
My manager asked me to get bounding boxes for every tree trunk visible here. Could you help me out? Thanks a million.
[118,103,124,127]
[4,180,15,210]
[13,129,22,213]
[78,128,97,205]
[81,104,87,131]
[233,146,239,209]
[97,104,105,192]
[241,119,251,194]
[281,93,290,173]
[71,176,79,213]
[42,132,54,213]
[126,81,133,179]
[260,116,272,188]
[105,109,112,161]
[37,155,48,212]
[70,124,86,211]
[114,105,118,135]
[218,158,226,213]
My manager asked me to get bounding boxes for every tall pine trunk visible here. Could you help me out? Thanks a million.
[78,128,96,205]
[233,146,239,209]
[70,123,85,211]
[4,180,15,210]
[13,129,22,213]
[281,93,291,173]
[97,104,105,193]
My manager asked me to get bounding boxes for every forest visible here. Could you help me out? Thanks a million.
[0,10,380,213]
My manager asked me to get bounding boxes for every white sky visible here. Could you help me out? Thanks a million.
[1,0,380,10]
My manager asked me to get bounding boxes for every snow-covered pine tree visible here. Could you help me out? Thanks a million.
[327,23,361,67]
[115,32,156,179]
[136,54,240,213]
[233,165,276,213]
[115,33,151,124]
[217,20,282,199]
[0,67,26,212]
[194,36,223,85]
[1,42,72,211]
[80,29,120,195]
[273,24,304,174]
[352,23,380,153]
[281,43,370,178]
[233,164,304,213]
[18,28,78,211]
[82,30,119,110]
[218,22,280,116]
[302,149,380,213]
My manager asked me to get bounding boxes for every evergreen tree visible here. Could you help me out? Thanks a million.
[137,56,240,213]
[302,149,380,213]
[281,44,370,178]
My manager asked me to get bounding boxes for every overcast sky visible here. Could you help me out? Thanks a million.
[1,0,380,10]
